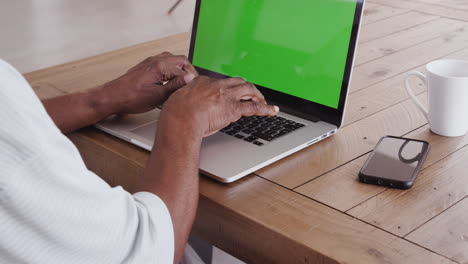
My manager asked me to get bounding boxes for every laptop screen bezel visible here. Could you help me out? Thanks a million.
[188,0,365,128]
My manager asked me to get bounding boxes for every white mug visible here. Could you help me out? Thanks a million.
[405,59,468,137]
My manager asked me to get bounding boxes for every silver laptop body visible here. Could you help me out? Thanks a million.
[96,0,365,183]
[96,109,337,183]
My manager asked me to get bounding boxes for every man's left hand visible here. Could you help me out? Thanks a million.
[95,52,198,115]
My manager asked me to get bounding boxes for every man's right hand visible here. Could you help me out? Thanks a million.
[159,76,279,137]
[143,76,278,263]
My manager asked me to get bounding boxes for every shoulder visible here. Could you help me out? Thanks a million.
[0,59,60,142]
[0,59,36,97]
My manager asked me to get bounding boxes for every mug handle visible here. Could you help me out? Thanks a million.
[405,71,429,120]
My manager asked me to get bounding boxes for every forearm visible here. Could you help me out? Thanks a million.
[41,86,116,134]
[136,120,202,264]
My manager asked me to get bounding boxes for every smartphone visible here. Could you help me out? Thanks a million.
[359,136,430,189]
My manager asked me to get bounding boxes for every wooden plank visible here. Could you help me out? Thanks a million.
[356,18,468,66]
[194,175,454,264]
[369,0,468,22]
[296,124,468,212]
[30,81,67,99]
[345,47,468,126]
[347,145,468,237]
[407,197,468,263]
[344,66,425,126]
[417,0,468,11]
[351,30,468,92]
[361,3,409,25]
[58,128,455,264]
[358,11,438,43]
[256,94,427,189]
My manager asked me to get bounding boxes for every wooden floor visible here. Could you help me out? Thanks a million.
[23,0,468,263]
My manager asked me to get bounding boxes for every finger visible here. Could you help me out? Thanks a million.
[237,101,279,117]
[163,75,187,91]
[163,55,191,68]
[217,77,246,88]
[159,67,188,82]
[228,83,266,103]
[183,73,196,84]
[164,72,196,90]
[144,52,178,66]
[239,95,264,103]
[183,62,199,76]
[155,51,173,58]
[186,75,211,88]
[146,52,173,63]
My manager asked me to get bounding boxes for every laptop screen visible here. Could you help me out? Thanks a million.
[191,0,358,109]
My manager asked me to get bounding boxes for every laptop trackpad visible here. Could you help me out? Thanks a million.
[129,122,158,140]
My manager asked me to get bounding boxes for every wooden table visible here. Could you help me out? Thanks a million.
[25,1,468,263]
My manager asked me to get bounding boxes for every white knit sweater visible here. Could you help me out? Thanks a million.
[0,59,173,264]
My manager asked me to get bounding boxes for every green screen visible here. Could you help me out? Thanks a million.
[192,0,357,109]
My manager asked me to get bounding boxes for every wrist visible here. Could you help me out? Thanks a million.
[87,83,122,118]
[157,112,205,144]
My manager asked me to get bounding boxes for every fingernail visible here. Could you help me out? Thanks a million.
[184,73,196,84]
[274,106,279,112]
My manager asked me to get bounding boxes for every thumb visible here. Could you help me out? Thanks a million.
[238,101,279,117]
[164,73,196,91]
[183,73,196,84]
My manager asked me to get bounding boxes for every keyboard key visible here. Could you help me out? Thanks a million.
[271,133,282,139]
[276,131,287,137]
[283,124,299,130]
[220,115,305,144]
[235,134,245,139]
[226,130,238,135]
[244,136,258,142]
[253,141,264,146]
[251,132,274,141]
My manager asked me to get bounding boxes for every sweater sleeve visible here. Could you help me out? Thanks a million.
[0,59,174,264]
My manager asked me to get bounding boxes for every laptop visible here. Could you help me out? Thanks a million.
[96,0,365,183]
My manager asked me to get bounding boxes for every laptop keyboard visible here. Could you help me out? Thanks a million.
[220,116,306,146]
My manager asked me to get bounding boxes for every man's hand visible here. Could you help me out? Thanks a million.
[42,52,197,134]
[139,76,278,264]
[96,52,198,115]
[160,76,279,137]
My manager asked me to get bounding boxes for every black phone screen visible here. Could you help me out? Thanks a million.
[361,136,429,182]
